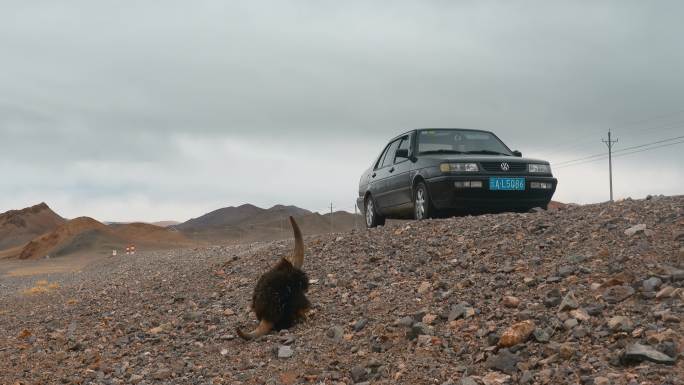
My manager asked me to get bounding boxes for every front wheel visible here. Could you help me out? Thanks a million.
[414,182,432,220]
[365,196,385,228]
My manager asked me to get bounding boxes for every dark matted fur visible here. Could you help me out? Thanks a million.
[251,258,310,330]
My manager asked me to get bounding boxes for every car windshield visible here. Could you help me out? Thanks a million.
[416,129,513,156]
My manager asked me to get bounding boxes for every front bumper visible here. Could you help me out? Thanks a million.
[427,175,557,211]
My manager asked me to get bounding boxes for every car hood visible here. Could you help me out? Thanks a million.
[420,154,550,164]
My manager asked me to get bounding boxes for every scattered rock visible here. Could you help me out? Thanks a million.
[499,320,536,347]
[326,326,344,341]
[481,371,512,385]
[624,224,647,236]
[485,349,520,374]
[543,288,562,308]
[558,291,579,311]
[569,308,590,322]
[621,343,676,365]
[502,296,520,308]
[353,319,368,332]
[350,365,367,383]
[559,343,576,359]
[642,277,662,292]
[277,345,294,359]
[603,285,634,303]
[533,328,551,343]
[607,316,633,332]
[417,281,432,294]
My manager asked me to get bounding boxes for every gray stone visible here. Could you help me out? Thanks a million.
[408,322,431,340]
[326,326,344,341]
[153,369,172,380]
[642,277,662,292]
[520,370,534,384]
[543,288,562,308]
[567,255,587,263]
[448,303,468,321]
[459,377,479,385]
[621,343,675,365]
[558,266,575,277]
[485,348,520,375]
[350,365,367,383]
[277,345,293,358]
[353,318,368,332]
[624,224,647,236]
[564,318,579,330]
[558,291,579,311]
[603,285,635,303]
[397,316,414,327]
[607,316,633,332]
[533,328,551,343]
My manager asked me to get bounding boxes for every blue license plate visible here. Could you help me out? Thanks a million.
[489,177,525,191]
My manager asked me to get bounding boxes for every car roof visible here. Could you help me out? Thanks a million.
[416,128,495,134]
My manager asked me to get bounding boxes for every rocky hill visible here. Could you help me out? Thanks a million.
[0,203,65,250]
[176,204,361,243]
[9,217,193,260]
[0,196,681,384]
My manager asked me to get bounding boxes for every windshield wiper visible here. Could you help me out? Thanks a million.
[419,149,464,154]
[463,150,511,156]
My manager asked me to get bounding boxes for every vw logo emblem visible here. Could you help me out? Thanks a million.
[500,162,510,171]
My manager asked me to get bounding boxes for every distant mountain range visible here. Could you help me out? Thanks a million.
[0,202,361,260]
[173,203,361,244]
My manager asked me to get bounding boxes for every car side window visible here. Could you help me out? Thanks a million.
[374,144,391,169]
[394,136,410,163]
[380,139,401,168]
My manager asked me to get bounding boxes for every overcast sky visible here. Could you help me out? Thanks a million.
[1,1,683,222]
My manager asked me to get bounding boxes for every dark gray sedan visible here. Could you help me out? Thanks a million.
[357,128,558,227]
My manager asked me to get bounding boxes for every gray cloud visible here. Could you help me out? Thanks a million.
[1,1,682,221]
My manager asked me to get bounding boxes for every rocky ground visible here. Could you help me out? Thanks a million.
[1,196,682,385]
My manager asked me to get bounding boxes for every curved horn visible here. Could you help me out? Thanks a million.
[236,320,273,341]
[289,216,304,269]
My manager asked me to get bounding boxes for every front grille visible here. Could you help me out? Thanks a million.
[480,162,527,172]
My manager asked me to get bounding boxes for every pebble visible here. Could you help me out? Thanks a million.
[642,277,662,292]
[499,320,535,347]
[558,291,579,311]
[607,316,633,332]
[502,296,520,308]
[278,345,294,358]
[353,319,368,332]
[624,224,647,236]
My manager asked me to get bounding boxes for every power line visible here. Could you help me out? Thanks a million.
[532,109,684,156]
[555,139,684,170]
[553,134,684,167]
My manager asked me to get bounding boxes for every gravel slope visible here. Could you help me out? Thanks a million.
[1,196,682,385]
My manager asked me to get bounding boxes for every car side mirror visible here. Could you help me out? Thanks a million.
[512,150,522,157]
[395,148,409,159]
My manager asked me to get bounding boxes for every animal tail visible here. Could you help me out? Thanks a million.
[289,216,304,269]
[236,320,273,340]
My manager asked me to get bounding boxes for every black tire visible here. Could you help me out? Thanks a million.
[364,195,385,228]
[413,182,432,220]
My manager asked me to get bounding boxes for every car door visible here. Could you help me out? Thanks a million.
[385,134,414,208]
[372,139,401,210]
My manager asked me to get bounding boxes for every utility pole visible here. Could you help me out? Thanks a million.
[330,203,333,234]
[602,130,618,202]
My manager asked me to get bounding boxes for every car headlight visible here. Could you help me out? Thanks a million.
[528,163,551,173]
[440,163,479,172]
